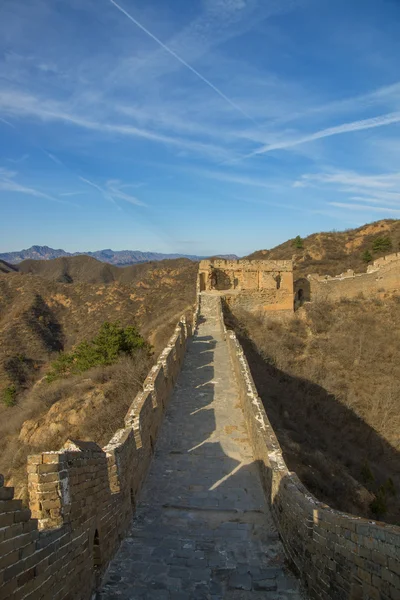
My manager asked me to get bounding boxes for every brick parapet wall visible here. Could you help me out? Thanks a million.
[308,254,400,302]
[199,258,293,272]
[219,297,400,600]
[0,304,199,600]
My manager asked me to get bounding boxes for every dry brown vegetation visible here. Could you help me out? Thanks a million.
[225,295,400,525]
[247,219,400,277]
[0,352,151,503]
[0,256,197,500]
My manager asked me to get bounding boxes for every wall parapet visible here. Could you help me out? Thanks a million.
[0,304,199,600]
[220,297,400,600]
[306,252,400,301]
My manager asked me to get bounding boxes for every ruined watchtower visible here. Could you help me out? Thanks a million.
[198,258,294,313]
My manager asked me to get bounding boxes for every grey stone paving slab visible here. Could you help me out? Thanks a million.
[98,294,306,599]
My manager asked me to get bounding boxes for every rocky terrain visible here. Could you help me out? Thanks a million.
[248,219,400,277]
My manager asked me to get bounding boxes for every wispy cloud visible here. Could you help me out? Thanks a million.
[242,111,400,159]
[7,153,29,164]
[0,169,78,206]
[59,190,87,197]
[194,168,281,190]
[0,89,232,160]
[330,201,400,214]
[109,0,256,124]
[79,176,146,207]
[294,170,400,191]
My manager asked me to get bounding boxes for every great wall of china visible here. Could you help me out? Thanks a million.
[1,258,400,599]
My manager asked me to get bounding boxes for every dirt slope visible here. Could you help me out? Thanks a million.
[0,258,197,395]
[247,219,400,277]
[0,257,197,500]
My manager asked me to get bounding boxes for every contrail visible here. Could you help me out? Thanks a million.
[238,111,400,162]
[109,0,257,125]
[0,116,15,128]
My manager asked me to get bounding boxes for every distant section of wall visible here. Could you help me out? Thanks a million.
[199,258,294,313]
[0,307,198,600]
[308,254,400,302]
[220,298,400,600]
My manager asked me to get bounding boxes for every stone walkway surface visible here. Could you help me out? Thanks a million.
[98,294,304,599]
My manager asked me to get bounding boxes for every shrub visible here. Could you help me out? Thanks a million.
[362,250,373,263]
[293,235,304,249]
[2,385,17,407]
[46,321,149,381]
[370,490,387,518]
[360,461,374,485]
[372,236,392,254]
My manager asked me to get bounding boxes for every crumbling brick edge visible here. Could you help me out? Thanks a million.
[0,301,200,600]
[218,296,400,600]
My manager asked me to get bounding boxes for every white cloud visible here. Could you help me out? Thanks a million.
[79,176,146,207]
[109,0,256,124]
[0,169,77,206]
[0,89,233,161]
[243,111,400,159]
[330,201,400,214]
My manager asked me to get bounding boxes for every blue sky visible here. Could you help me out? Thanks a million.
[1,0,400,256]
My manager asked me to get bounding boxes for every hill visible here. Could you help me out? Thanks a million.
[0,245,238,266]
[247,219,400,277]
[0,257,197,499]
[226,294,400,525]
[0,257,197,390]
[16,254,196,285]
[0,259,17,274]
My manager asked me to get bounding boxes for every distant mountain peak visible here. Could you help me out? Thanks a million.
[0,245,240,266]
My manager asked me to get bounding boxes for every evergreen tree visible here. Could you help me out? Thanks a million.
[372,236,392,254]
[362,250,373,263]
[293,235,304,249]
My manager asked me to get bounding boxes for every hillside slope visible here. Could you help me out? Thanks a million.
[17,255,196,285]
[0,259,17,274]
[0,258,197,499]
[0,257,197,393]
[248,219,400,277]
[226,296,400,525]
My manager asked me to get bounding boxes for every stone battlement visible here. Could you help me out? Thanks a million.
[0,306,199,600]
[198,258,294,313]
[306,252,400,302]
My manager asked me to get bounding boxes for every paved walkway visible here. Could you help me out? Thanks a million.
[98,294,304,599]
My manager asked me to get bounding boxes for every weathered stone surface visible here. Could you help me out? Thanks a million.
[198,259,294,313]
[98,294,303,599]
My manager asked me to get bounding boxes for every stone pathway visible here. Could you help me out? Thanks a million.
[98,294,305,599]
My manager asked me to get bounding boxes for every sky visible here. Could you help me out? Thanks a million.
[1,0,400,256]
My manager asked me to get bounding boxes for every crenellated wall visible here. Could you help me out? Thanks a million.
[220,297,400,600]
[307,253,400,302]
[0,306,199,600]
[198,258,294,313]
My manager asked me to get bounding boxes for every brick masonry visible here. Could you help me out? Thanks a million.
[2,272,400,599]
[198,258,294,313]
[0,307,198,600]
[305,253,400,303]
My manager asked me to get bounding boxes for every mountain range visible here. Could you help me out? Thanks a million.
[0,245,238,266]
